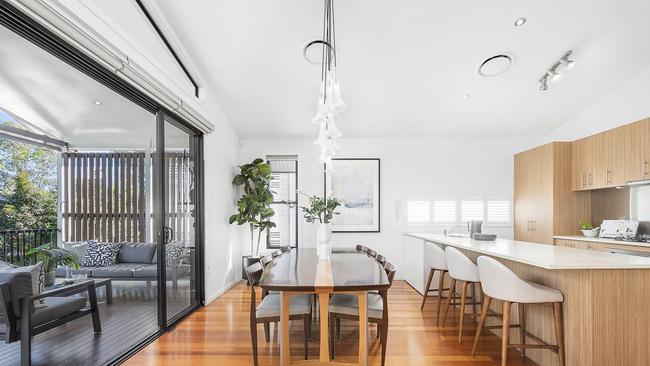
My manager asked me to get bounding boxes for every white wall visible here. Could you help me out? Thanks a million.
[545,66,650,141]
[239,137,540,277]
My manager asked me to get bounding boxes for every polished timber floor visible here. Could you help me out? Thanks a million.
[126,281,532,366]
[0,280,192,366]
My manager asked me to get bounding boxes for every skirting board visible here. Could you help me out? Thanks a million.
[205,279,241,305]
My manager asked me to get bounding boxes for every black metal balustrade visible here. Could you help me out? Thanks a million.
[0,228,58,265]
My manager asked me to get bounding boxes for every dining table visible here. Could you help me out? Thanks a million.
[259,247,389,366]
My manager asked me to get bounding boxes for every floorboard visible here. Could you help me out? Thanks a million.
[126,281,535,366]
[0,279,194,366]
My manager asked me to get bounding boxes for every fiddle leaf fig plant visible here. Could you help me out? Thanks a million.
[229,158,276,256]
[301,194,341,224]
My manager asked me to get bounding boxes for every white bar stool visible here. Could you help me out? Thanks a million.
[442,247,481,342]
[472,256,565,366]
[420,242,451,320]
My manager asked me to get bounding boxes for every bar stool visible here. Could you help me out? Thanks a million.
[420,242,450,322]
[472,256,565,366]
[442,247,481,342]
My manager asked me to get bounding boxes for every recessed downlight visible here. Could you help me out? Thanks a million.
[463,93,471,100]
[94,100,102,106]
[478,54,514,77]
[514,17,526,27]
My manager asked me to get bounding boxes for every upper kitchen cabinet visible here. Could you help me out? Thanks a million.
[603,127,625,187]
[624,118,650,183]
[571,135,596,190]
[515,142,590,244]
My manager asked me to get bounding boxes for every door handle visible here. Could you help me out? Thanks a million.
[163,226,174,244]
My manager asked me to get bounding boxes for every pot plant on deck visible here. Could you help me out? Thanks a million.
[229,158,276,280]
[300,194,341,259]
[26,242,80,287]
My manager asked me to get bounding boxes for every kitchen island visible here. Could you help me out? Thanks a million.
[404,233,650,366]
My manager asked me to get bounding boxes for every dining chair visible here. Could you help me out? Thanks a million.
[356,245,368,253]
[366,248,378,258]
[375,254,387,266]
[245,263,312,366]
[329,261,397,366]
[271,249,282,258]
[260,254,273,268]
[280,245,291,253]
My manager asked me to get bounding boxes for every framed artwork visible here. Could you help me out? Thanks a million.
[324,158,380,232]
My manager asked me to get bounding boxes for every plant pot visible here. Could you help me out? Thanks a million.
[242,255,262,282]
[317,223,332,260]
[43,270,56,287]
[581,228,600,237]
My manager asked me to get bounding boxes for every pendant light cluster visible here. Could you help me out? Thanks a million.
[312,0,345,165]
[539,50,575,91]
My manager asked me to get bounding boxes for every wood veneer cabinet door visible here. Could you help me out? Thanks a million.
[604,127,625,187]
[624,119,649,182]
[591,132,607,188]
[571,137,592,191]
[571,139,582,191]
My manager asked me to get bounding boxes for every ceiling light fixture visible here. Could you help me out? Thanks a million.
[94,100,102,105]
[538,50,575,91]
[514,17,527,27]
[311,0,345,166]
[463,93,471,99]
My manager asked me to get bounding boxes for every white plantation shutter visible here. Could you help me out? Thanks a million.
[433,199,457,224]
[407,200,431,223]
[487,197,512,225]
[461,199,484,221]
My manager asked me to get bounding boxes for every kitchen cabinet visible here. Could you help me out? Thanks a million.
[514,143,591,244]
[603,127,625,187]
[624,118,650,183]
[571,136,596,190]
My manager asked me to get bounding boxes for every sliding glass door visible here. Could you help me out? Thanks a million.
[155,112,201,326]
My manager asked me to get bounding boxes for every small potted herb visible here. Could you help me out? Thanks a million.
[26,243,80,286]
[579,220,599,237]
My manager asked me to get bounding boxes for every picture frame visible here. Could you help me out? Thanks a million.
[324,158,380,232]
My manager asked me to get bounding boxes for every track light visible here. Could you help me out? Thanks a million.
[560,54,575,69]
[538,50,574,91]
[539,76,548,91]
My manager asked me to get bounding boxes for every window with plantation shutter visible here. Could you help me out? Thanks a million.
[407,199,431,223]
[433,199,457,224]
[486,197,512,226]
[461,198,484,222]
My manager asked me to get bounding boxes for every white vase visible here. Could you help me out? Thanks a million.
[317,223,332,259]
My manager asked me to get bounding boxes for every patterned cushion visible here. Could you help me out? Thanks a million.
[81,241,121,267]
[165,242,185,265]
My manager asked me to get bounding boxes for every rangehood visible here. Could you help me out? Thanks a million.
[626,179,650,187]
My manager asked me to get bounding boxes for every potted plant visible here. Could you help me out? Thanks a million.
[579,220,599,237]
[229,158,276,279]
[26,243,80,287]
[300,194,341,259]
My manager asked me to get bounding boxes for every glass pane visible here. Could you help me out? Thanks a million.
[164,118,198,321]
[0,22,159,364]
[269,203,297,247]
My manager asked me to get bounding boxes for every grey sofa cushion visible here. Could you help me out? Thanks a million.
[91,263,147,278]
[117,242,156,264]
[32,297,87,326]
[0,272,33,319]
[133,264,190,280]
[62,242,88,261]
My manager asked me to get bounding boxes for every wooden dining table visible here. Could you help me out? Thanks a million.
[259,248,390,366]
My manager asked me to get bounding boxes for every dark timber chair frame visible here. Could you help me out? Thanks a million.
[271,250,282,258]
[280,246,291,254]
[329,262,397,366]
[0,278,101,366]
[246,263,312,366]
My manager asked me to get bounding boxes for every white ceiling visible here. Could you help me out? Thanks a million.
[155,0,650,138]
[0,25,189,149]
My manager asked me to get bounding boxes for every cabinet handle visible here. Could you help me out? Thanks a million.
[589,173,593,186]
[645,161,649,176]
[606,170,611,183]
[582,174,586,187]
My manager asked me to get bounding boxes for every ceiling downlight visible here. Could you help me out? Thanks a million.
[478,54,514,77]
